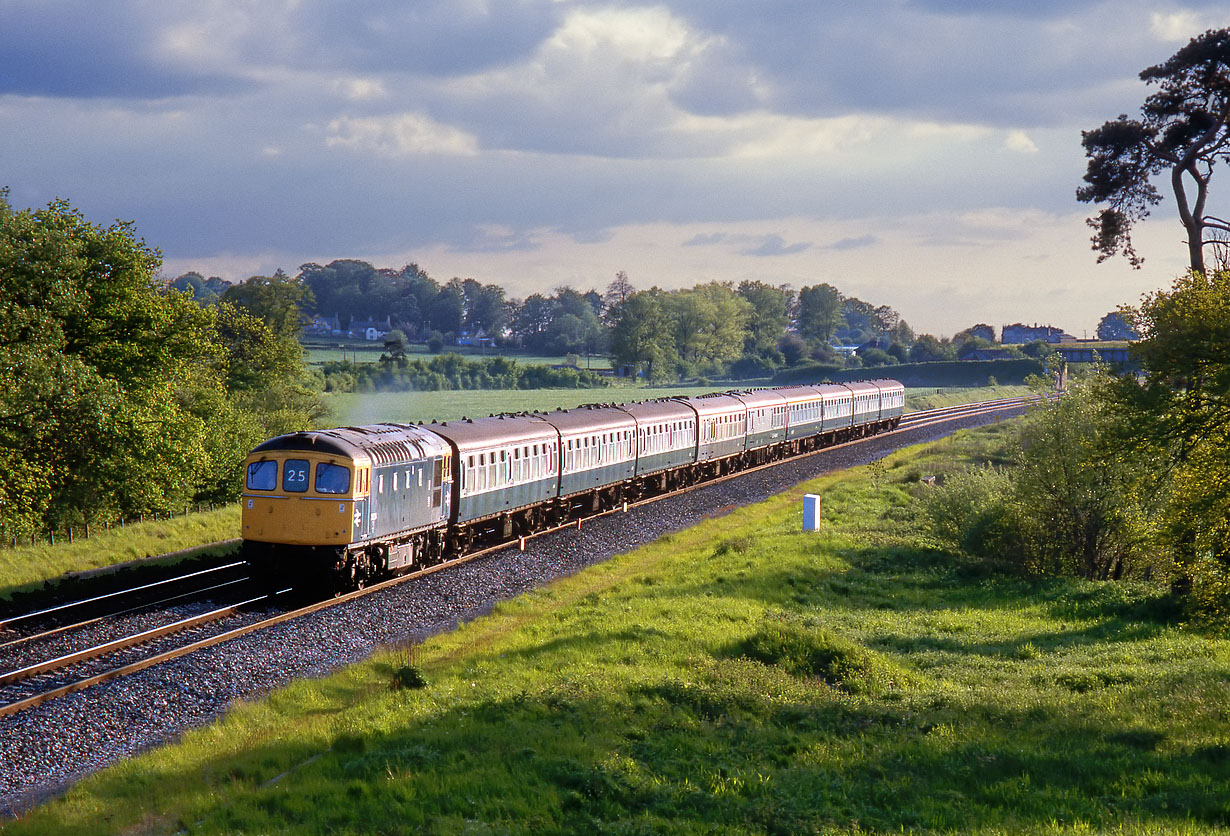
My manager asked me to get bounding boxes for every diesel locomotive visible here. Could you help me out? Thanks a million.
[240,379,905,590]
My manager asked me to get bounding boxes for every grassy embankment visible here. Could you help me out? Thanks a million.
[0,386,1031,599]
[0,507,239,601]
[7,421,1227,835]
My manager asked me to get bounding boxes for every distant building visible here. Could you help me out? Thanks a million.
[1001,323,1075,345]
[348,316,392,341]
[302,314,342,336]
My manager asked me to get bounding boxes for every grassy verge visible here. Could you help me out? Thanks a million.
[0,506,239,601]
[9,423,1227,835]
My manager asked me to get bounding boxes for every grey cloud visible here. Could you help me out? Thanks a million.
[740,235,811,257]
[284,0,562,77]
[683,233,729,246]
[826,235,879,251]
[0,2,248,98]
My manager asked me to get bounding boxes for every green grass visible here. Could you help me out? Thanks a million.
[9,423,1227,835]
[0,506,239,600]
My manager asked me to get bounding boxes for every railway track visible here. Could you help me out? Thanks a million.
[0,396,1036,719]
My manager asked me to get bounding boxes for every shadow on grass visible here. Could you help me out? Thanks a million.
[31,666,1230,835]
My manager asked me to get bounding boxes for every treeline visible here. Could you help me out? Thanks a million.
[924,270,1230,627]
[0,193,326,538]
[321,353,607,393]
[178,261,1065,386]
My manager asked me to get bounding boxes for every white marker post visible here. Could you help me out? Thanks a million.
[803,494,822,531]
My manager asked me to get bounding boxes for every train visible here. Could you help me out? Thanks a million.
[240,379,906,590]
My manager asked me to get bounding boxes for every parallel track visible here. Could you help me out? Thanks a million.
[0,396,1035,718]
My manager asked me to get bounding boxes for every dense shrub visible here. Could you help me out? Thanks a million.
[322,353,608,392]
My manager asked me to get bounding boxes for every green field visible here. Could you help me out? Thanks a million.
[9,422,1225,835]
[324,385,1034,426]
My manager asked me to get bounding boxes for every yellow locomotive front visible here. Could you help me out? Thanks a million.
[241,439,370,548]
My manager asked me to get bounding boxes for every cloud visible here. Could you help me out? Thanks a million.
[1150,11,1223,42]
[325,113,480,156]
[825,235,878,251]
[739,235,811,257]
[1003,129,1039,153]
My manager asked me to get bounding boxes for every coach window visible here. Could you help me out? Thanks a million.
[247,460,278,491]
[283,459,310,492]
[315,463,351,494]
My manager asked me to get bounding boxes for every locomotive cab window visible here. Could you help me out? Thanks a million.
[283,459,310,492]
[315,463,351,494]
[247,460,277,491]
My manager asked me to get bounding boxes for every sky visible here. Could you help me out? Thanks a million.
[1,1,1225,337]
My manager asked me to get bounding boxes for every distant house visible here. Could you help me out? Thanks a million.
[348,316,392,341]
[302,314,342,336]
[1001,323,1075,345]
[457,329,493,348]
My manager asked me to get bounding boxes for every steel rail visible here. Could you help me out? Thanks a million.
[0,576,251,653]
[0,561,248,631]
[0,395,1038,718]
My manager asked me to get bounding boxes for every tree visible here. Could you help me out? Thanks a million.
[1096,310,1139,340]
[222,271,313,338]
[461,278,508,337]
[909,334,951,363]
[737,280,792,362]
[796,283,842,343]
[1078,28,1230,273]
[666,283,751,374]
[608,289,679,383]
[604,270,635,314]
[1126,269,1230,450]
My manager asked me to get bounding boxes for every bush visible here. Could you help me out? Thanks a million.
[738,614,916,694]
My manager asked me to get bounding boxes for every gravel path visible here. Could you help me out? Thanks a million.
[0,410,1020,819]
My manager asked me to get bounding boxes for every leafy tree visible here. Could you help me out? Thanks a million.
[428,279,465,336]
[1095,310,1139,340]
[737,280,792,363]
[0,192,327,533]
[608,289,679,383]
[908,334,952,362]
[461,278,508,336]
[0,193,215,530]
[796,283,843,343]
[668,283,751,373]
[222,271,313,338]
[1078,28,1230,272]
[170,271,229,303]
[1128,269,1230,447]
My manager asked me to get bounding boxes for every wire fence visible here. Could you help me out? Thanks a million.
[5,503,233,550]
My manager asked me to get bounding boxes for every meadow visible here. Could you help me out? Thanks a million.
[8,421,1226,835]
